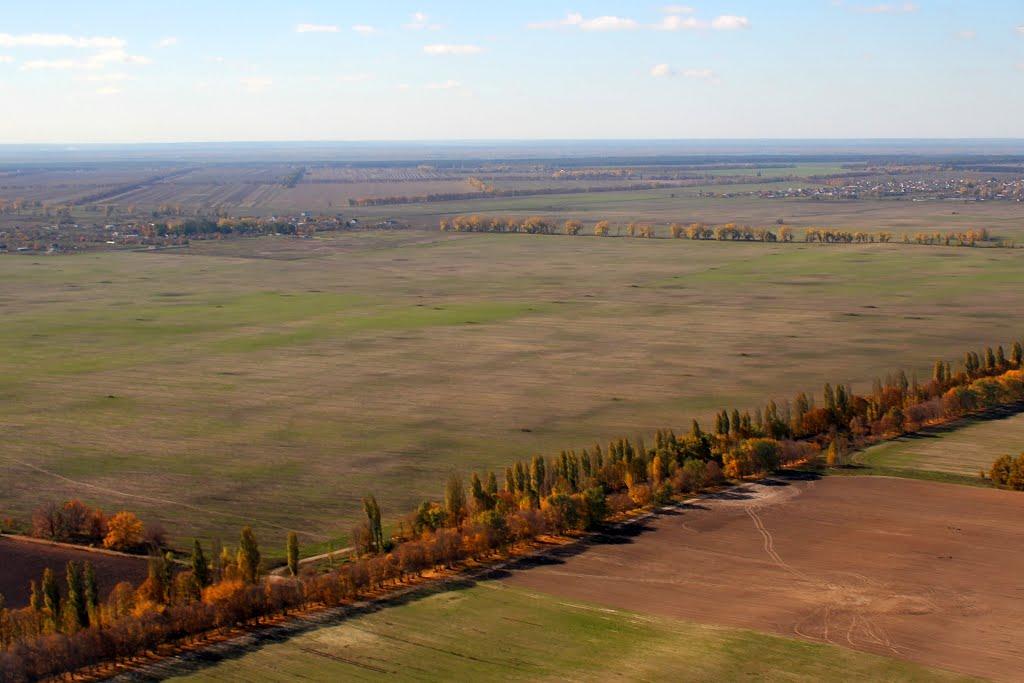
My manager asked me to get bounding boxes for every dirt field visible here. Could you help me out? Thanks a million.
[503,476,1024,682]
[0,536,149,608]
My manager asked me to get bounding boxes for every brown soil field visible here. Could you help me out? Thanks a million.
[503,476,1024,682]
[0,536,149,608]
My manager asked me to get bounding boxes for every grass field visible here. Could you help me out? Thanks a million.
[855,410,1024,480]
[3,231,1024,552]
[167,583,972,682]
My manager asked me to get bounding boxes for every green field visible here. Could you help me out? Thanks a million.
[3,231,1024,552]
[855,411,1024,481]
[168,583,972,682]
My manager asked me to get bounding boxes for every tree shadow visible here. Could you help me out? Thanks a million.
[125,473,823,679]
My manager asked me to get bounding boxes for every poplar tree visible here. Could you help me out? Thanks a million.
[192,539,211,587]
[530,455,546,496]
[41,568,60,629]
[362,497,384,552]
[286,532,299,577]
[65,561,88,629]
[1013,341,1023,367]
[238,526,261,583]
[83,561,98,617]
[444,475,466,527]
[29,580,43,613]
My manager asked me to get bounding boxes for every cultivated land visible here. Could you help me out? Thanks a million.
[857,410,1024,479]
[503,476,1024,682]
[0,536,148,608]
[3,232,1024,549]
[165,582,972,683]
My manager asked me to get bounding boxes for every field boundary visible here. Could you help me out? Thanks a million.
[99,487,734,681]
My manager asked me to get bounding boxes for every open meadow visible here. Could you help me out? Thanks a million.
[2,231,1024,552]
[856,410,1024,480]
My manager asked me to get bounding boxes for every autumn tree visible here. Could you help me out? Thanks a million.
[82,561,98,620]
[594,220,610,237]
[41,567,60,630]
[238,526,261,583]
[362,496,384,553]
[445,474,466,527]
[103,511,144,551]
[64,561,88,630]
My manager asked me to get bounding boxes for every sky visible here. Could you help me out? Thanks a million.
[0,1,1022,143]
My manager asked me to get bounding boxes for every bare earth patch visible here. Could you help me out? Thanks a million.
[0,536,148,608]
[503,476,1024,682]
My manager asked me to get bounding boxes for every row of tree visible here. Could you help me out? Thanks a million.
[438,216,999,247]
[3,338,1024,680]
[348,181,685,207]
[30,502,155,553]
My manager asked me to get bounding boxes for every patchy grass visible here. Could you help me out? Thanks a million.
[852,410,1024,483]
[167,583,973,682]
[2,233,1023,550]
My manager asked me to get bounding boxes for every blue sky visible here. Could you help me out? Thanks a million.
[0,1,1022,142]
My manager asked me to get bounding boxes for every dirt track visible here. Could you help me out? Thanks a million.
[503,476,1024,681]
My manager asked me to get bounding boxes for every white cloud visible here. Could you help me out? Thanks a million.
[1017,63,1024,72]
[530,12,638,31]
[955,30,976,40]
[423,44,483,55]
[854,3,918,14]
[21,49,150,71]
[404,12,441,30]
[711,15,750,30]
[0,33,124,49]
[240,76,272,92]
[581,15,639,30]
[157,36,178,48]
[424,79,461,89]
[295,23,339,33]
[650,64,718,81]
[657,15,704,30]
[95,86,121,95]
[352,25,376,34]
[0,55,14,64]
[337,73,372,82]
[656,13,749,31]
[1016,25,1024,35]
[662,5,695,14]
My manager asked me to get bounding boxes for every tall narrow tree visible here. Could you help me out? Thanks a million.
[286,532,300,577]
[191,539,211,588]
[238,526,261,583]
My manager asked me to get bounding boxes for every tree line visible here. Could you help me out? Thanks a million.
[348,181,687,207]
[438,215,1001,247]
[2,338,1024,680]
